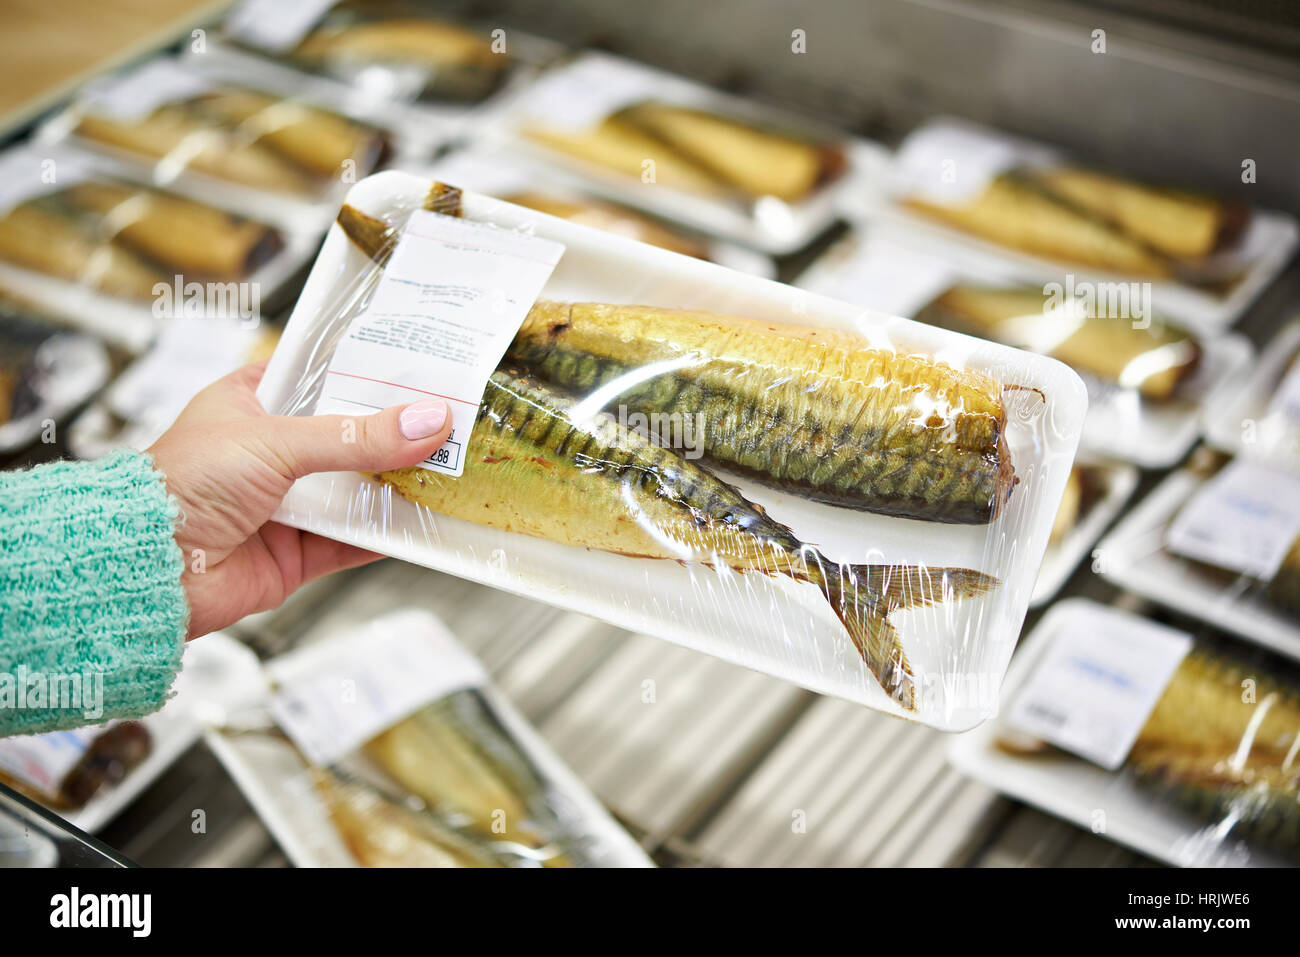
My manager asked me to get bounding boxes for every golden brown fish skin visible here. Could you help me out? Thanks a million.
[1127,650,1300,852]
[508,301,1014,524]
[925,285,1201,401]
[503,191,711,260]
[376,370,998,710]
[1267,537,1300,618]
[61,182,282,281]
[905,172,1172,278]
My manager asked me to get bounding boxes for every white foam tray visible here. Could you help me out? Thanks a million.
[948,599,1292,867]
[256,170,1088,731]
[839,124,1298,336]
[1095,462,1300,662]
[478,50,892,254]
[199,622,652,868]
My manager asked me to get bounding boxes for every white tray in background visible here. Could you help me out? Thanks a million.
[480,50,893,254]
[199,617,653,868]
[795,226,1254,468]
[186,26,567,158]
[256,170,1088,731]
[838,121,1299,337]
[1095,463,1300,663]
[1030,458,1139,608]
[0,144,321,354]
[1203,320,1300,471]
[413,146,776,279]
[948,599,1292,868]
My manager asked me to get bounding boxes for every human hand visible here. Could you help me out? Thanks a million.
[146,360,451,639]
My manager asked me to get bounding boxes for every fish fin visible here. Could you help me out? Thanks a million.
[848,563,999,612]
[831,603,916,712]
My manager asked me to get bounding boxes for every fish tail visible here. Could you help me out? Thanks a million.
[809,561,997,712]
[846,563,1000,612]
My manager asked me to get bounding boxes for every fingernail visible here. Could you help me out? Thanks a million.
[399,399,448,440]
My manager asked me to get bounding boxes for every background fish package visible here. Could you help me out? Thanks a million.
[257,171,1088,731]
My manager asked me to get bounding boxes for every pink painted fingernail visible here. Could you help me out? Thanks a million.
[399,399,449,440]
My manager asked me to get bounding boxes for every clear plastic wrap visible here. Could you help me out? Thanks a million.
[1097,447,1300,662]
[0,297,110,452]
[35,56,394,230]
[0,143,313,351]
[796,227,1252,467]
[202,609,651,867]
[846,118,1298,334]
[950,599,1300,867]
[488,50,887,253]
[1204,319,1300,471]
[256,171,1088,731]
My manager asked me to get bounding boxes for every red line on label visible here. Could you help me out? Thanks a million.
[326,370,481,406]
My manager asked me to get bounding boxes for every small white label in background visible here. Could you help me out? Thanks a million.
[798,233,957,319]
[0,148,96,216]
[1007,606,1191,770]
[894,121,1059,205]
[517,54,661,132]
[316,208,564,477]
[1165,459,1300,580]
[81,60,213,121]
[268,609,488,767]
[0,728,101,797]
[225,0,339,52]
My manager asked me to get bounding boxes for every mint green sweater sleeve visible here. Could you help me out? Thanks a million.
[0,450,188,736]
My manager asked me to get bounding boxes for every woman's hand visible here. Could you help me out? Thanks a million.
[147,360,451,640]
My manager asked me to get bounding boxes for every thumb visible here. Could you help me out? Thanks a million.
[263,398,454,478]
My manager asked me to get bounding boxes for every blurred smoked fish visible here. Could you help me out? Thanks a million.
[920,285,1200,401]
[375,370,997,711]
[287,12,506,103]
[76,89,384,192]
[904,169,1245,278]
[526,101,842,202]
[504,191,711,260]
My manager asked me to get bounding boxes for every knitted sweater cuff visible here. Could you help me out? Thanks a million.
[0,450,188,736]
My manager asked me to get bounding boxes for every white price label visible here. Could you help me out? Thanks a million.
[0,728,99,796]
[224,0,339,52]
[799,233,957,319]
[81,60,213,121]
[1165,459,1300,580]
[894,121,1059,205]
[517,55,660,132]
[267,609,488,767]
[315,208,564,477]
[1007,605,1191,770]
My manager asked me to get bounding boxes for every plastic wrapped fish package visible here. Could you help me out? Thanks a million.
[0,143,319,351]
[950,599,1300,867]
[0,724,152,814]
[203,0,563,149]
[1097,447,1300,661]
[796,227,1252,467]
[253,170,1088,730]
[489,50,888,252]
[1204,320,1300,471]
[202,609,651,867]
[851,118,1298,333]
[34,57,394,231]
[0,297,110,452]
